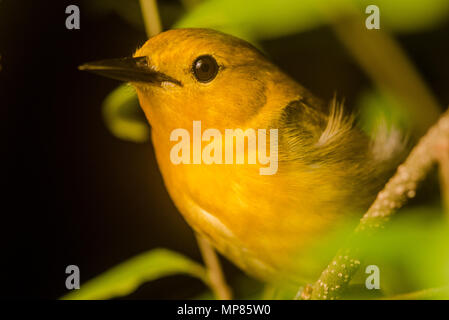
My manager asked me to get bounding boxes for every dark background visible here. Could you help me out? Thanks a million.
[2,0,449,299]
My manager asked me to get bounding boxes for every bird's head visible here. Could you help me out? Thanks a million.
[80,28,298,132]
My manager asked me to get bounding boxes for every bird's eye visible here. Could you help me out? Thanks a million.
[192,55,219,83]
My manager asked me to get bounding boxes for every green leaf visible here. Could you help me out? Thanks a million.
[175,0,449,42]
[102,84,150,143]
[358,209,449,297]
[363,0,449,33]
[175,0,324,42]
[62,248,209,300]
[356,89,412,137]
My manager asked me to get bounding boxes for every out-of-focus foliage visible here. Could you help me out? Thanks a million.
[65,207,449,299]
[176,0,324,43]
[367,0,449,32]
[176,0,449,42]
[360,208,449,298]
[357,89,412,137]
[62,249,209,300]
[261,208,449,300]
[102,84,149,143]
[197,207,449,300]
[84,0,449,39]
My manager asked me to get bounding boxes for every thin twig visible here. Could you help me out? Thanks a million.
[302,107,449,300]
[139,0,162,37]
[196,234,233,300]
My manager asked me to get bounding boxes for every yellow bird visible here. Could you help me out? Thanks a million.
[80,28,403,286]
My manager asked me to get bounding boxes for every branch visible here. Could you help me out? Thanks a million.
[139,0,162,37]
[302,107,449,300]
[196,234,233,300]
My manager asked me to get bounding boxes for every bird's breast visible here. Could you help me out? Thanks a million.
[150,129,348,283]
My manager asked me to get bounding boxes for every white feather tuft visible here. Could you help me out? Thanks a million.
[317,97,353,146]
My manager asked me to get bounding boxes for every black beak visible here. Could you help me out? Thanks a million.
[78,56,182,86]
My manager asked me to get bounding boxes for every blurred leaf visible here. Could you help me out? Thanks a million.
[274,206,449,299]
[102,84,150,143]
[175,0,324,42]
[175,0,449,43]
[364,0,449,33]
[85,0,449,37]
[62,248,209,300]
[357,89,412,137]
